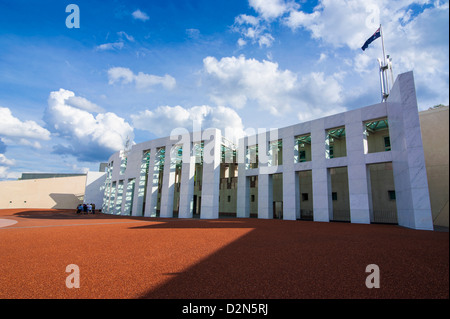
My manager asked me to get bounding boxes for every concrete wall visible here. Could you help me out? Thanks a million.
[419,105,449,227]
[84,171,106,209]
[235,71,434,230]
[103,129,222,219]
[0,175,87,209]
[99,71,442,230]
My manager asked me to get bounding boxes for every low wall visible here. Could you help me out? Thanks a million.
[0,175,87,210]
[419,106,449,227]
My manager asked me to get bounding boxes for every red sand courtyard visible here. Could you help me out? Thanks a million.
[0,209,448,299]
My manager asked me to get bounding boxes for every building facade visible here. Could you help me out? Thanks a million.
[102,71,435,230]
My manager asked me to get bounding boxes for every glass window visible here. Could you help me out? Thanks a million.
[332,192,338,201]
[326,127,346,158]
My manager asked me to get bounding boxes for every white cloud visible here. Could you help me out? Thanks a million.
[237,38,247,47]
[258,33,275,47]
[66,95,104,113]
[295,72,346,122]
[108,67,135,84]
[108,67,176,90]
[235,14,260,26]
[70,163,90,174]
[284,9,320,31]
[230,1,448,110]
[203,55,289,112]
[96,31,135,51]
[232,1,298,47]
[233,15,275,48]
[280,0,449,108]
[318,52,328,63]
[248,0,294,20]
[132,9,149,21]
[0,152,17,181]
[0,154,15,166]
[117,31,135,42]
[202,55,346,121]
[283,0,379,50]
[186,28,200,39]
[43,89,134,162]
[135,72,176,90]
[0,106,50,142]
[0,137,43,149]
[95,42,124,51]
[131,105,245,144]
[0,166,21,180]
[354,53,373,73]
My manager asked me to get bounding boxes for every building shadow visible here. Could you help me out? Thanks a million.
[129,218,449,299]
[49,193,83,209]
[11,209,150,221]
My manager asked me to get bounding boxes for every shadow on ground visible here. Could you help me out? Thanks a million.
[9,209,146,221]
[128,218,449,299]
[2,209,448,299]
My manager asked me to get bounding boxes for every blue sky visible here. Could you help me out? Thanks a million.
[0,0,448,179]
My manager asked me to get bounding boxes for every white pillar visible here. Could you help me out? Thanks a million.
[282,135,299,220]
[346,111,372,224]
[236,137,249,217]
[144,148,161,217]
[200,129,221,219]
[311,119,332,222]
[160,143,177,218]
[179,141,195,218]
[133,150,150,216]
[387,71,433,230]
[258,173,273,219]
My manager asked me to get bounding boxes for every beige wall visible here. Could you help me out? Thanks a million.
[419,105,449,227]
[0,175,87,209]
[367,128,390,153]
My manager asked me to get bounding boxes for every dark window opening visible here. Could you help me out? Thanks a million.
[384,136,391,151]
[388,190,396,200]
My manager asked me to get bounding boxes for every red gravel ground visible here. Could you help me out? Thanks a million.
[0,209,448,299]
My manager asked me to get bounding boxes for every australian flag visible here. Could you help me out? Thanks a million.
[361,27,381,51]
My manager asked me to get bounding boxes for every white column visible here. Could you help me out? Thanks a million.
[160,143,176,218]
[282,135,299,220]
[179,141,195,218]
[258,173,272,219]
[387,71,433,230]
[257,131,273,219]
[236,137,249,217]
[144,148,160,217]
[200,129,221,219]
[133,150,150,216]
[346,111,372,224]
[311,119,332,222]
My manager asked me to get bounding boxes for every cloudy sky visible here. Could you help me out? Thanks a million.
[0,0,448,179]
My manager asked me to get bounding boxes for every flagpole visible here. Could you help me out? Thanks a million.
[379,24,389,100]
[380,24,386,67]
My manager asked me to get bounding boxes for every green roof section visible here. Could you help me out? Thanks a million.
[365,119,389,131]
[19,173,86,180]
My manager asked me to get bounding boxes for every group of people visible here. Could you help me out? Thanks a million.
[76,203,96,214]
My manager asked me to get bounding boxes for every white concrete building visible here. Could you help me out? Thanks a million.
[102,71,434,230]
